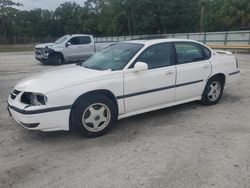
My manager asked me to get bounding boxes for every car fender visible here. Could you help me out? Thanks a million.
[210,52,238,84]
[45,74,125,116]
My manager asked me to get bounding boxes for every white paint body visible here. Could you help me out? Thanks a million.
[9,39,240,132]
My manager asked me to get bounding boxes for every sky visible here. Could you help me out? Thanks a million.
[15,0,86,11]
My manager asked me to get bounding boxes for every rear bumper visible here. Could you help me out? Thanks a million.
[225,69,240,88]
[7,100,71,132]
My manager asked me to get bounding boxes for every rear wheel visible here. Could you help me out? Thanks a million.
[71,94,117,137]
[201,77,224,105]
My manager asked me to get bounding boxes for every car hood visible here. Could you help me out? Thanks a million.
[35,43,55,49]
[15,65,113,94]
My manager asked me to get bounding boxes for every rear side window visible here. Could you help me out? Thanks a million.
[135,43,172,69]
[175,42,210,64]
[69,37,80,45]
[79,36,91,44]
[202,45,212,59]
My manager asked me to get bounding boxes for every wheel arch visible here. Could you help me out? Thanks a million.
[49,51,65,61]
[201,73,226,105]
[209,73,226,85]
[69,89,118,130]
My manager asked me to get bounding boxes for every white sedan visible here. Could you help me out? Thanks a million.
[8,39,240,137]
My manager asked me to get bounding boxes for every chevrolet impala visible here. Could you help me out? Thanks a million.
[8,39,240,137]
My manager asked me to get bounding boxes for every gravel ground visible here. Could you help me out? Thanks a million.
[0,52,249,188]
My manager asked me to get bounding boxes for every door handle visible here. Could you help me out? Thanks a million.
[165,70,175,75]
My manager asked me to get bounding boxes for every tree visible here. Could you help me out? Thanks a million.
[55,2,83,35]
[0,0,22,36]
[218,0,250,30]
[1,0,249,39]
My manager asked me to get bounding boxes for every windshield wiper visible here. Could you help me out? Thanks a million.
[81,64,93,69]
[78,64,110,71]
[76,62,83,66]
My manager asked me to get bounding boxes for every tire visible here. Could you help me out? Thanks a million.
[71,94,117,137]
[49,53,64,65]
[201,76,224,105]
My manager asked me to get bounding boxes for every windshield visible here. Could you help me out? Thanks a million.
[82,43,144,71]
[55,35,70,44]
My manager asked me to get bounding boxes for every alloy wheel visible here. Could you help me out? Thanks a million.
[82,103,111,132]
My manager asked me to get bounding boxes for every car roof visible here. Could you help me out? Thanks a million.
[67,34,92,37]
[125,38,201,46]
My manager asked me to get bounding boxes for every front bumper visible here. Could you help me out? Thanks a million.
[35,53,49,61]
[7,96,71,132]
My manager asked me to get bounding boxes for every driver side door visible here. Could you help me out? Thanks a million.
[63,37,81,61]
[123,43,176,113]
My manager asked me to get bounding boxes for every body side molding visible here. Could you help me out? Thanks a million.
[117,79,204,100]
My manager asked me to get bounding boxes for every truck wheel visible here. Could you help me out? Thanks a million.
[71,94,117,137]
[50,53,64,65]
[201,77,224,105]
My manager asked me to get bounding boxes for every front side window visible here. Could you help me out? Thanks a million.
[79,36,91,45]
[175,42,209,64]
[69,37,80,45]
[82,43,144,71]
[135,43,172,69]
[54,35,70,44]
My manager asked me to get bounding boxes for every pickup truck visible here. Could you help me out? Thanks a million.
[34,34,111,65]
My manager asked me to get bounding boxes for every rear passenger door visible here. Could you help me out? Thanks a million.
[174,42,212,101]
[78,36,94,60]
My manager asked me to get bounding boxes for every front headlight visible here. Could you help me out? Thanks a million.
[42,47,53,55]
[21,92,48,106]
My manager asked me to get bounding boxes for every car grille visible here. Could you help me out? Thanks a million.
[10,89,21,100]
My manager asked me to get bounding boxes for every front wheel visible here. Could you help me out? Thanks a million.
[201,77,224,105]
[71,94,117,137]
[49,53,64,65]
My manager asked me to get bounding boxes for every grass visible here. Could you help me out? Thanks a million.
[0,44,35,53]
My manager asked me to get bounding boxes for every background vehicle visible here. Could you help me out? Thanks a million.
[8,39,240,137]
[34,34,112,65]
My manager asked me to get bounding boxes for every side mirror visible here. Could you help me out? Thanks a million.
[65,42,71,47]
[133,62,148,72]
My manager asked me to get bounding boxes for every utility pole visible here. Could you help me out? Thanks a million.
[200,0,205,32]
